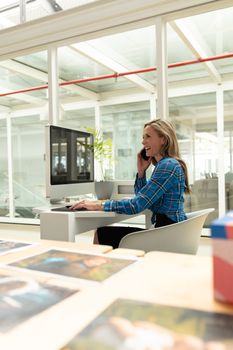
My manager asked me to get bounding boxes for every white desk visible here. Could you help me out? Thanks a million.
[1,250,233,350]
[39,209,151,242]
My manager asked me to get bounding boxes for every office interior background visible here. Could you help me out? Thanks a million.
[0,0,232,226]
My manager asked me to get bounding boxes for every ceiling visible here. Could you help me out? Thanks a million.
[0,0,232,132]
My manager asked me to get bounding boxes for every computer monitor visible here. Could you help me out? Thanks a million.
[45,124,95,202]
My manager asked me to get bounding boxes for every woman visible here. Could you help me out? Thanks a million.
[70,118,190,248]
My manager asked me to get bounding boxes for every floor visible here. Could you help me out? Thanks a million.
[0,223,212,256]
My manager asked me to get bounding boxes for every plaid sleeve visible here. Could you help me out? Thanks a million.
[103,160,180,215]
[134,173,147,194]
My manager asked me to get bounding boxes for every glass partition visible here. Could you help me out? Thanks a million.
[11,116,47,218]
[0,118,9,217]
[224,90,233,211]
[0,50,48,221]
[58,108,95,130]
[101,101,150,180]
[169,93,218,226]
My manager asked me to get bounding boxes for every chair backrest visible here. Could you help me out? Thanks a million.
[119,208,214,254]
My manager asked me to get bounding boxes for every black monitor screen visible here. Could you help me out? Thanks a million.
[50,125,94,185]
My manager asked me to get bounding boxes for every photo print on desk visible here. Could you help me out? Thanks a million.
[0,239,34,256]
[9,249,137,282]
[0,271,78,333]
[60,298,233,350]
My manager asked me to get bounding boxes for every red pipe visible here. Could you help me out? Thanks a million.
[168,53,233,68]
[0,52,233,97]
[0,84,48,97]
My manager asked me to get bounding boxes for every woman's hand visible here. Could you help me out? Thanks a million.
[69,200,103,211]
[137,149,151,178]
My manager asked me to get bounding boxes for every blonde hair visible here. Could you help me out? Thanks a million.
[144,118,190,193]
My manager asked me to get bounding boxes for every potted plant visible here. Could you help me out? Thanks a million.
[85,127,114,200]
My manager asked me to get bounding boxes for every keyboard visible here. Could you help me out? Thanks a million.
[51,206,88,212]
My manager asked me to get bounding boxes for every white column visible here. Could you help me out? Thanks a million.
[48,47,59,125]
[216,86,225,216]
[149,94,156,120]
[95,103,101,130]
[94,103,102,181]
[19,0,26,23]
[191,119,196,184]
[155,18,168,119]
[6,114,14,218]
[230,130,233,172]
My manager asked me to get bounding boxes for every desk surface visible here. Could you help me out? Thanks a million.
[0,236,113,265]
[0,239,232,350]
[34,205,117,217]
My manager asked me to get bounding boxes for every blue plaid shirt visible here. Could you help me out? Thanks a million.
[103,157,187,224]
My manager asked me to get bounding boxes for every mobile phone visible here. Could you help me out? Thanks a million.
[140,148,150,161]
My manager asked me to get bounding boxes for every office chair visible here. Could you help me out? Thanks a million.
[119,208,214,255]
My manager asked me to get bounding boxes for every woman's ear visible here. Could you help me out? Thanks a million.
[160,136,166,145]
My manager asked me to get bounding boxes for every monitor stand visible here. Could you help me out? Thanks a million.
[49,198,64,205]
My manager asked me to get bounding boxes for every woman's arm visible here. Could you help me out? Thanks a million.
[134,149,151,194]
[104,159,181,215]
